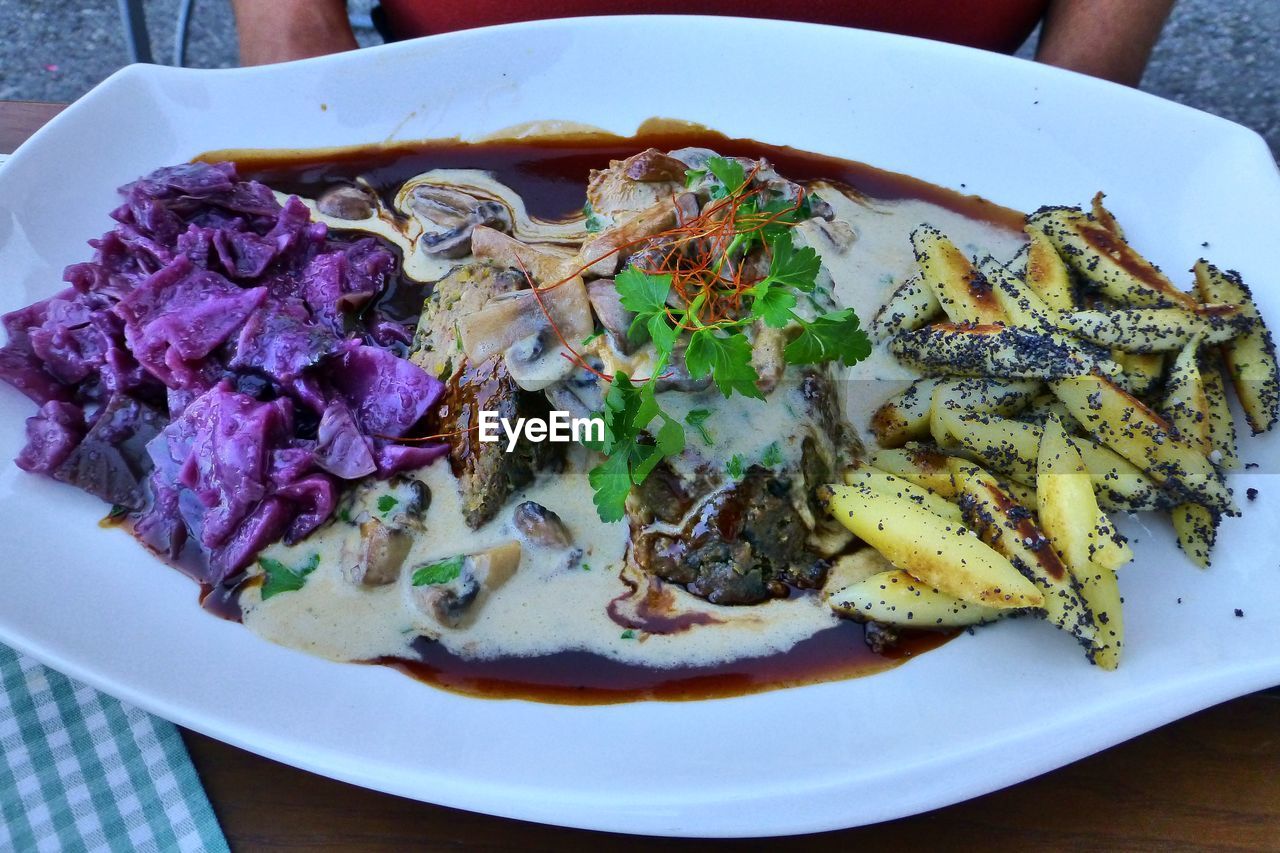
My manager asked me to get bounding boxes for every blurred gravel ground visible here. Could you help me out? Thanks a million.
[0,0,1275,157]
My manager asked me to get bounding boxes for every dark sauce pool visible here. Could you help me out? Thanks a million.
[174,126,1020,704]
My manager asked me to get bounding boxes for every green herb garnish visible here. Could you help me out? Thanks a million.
[761,442,783,467]
[573,155,869,521]
[726,454,745,479]
[587,371,686,522]
[583,201,606,233]
[620,629,636,640]
[411,555,465,587]
[684,408,714,446]
[259,554,320,600]
[376,494,399,515]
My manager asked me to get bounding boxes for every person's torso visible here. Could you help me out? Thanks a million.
[378,0,1048,54]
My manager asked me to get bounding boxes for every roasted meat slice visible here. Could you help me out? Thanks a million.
[412,263,563,528]
[630,464,828,606]
[626,369,856,606]
[410,264,524,378]
[436,355,559,529]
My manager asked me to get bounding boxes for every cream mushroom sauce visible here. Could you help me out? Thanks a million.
[214,128,1025,700]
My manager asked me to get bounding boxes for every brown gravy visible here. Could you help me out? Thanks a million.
[208,126,1024,231]
[379,622,954,705]
[174,128,1011,703]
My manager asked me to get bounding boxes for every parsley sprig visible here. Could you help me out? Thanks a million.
[584,156,871,521]
[587,371,685,522]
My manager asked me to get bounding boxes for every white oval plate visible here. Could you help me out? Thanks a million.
[1,16,1279,838]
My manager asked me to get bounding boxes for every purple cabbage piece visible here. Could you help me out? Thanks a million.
[207,497,292,582]
[16,401,85,474]
[133,471,187,561]
[230,298,340,385]
[1,160,447,580]
[159,382,293,549]
[268,445,316,491]
[213,227,281,280]
[116,256,268,388]
[0,348,69,405]
[54,394,165,509]
[328,344,442,438]
[123,162,237,200]
[374,442,449,477]
[314,399,377,479]
[277,474,338,545]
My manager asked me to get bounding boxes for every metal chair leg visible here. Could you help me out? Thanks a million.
[173,0,196,67]
[118,0,154,64]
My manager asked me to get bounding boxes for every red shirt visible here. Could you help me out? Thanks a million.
[379,0,1049,54]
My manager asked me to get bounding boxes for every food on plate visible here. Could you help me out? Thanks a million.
[839,195,1276,667]
[1,127,1272,701]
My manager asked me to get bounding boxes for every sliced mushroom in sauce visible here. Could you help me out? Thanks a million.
[407,184,513,258]
[408,542,522,628]
[317,184,376,220]
[512,501,572,550]
[344,518,413,586]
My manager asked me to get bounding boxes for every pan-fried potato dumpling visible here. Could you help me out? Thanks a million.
[1036,417,1098,573]
[948,459,1096,648]
[843,462,962,522]
[829,570,1009,629]
[1200,355,1240,469]
[978,254,1058,330]
[1163,336,1211,455]
[889,323,1120,380]
[1171,502,1219,570]
[1037,417,1133,573]
[1192,260,1280,434]
[1051,375,1235,515]
[870,378,942,448]
[1112,350,1165,396]
[1075,563,1123,670]
[1059,305,1248,354]
[910,225,1005,324]
[1034,418,1129,666]
[929,377,1041,446]
[873,272,941,338]
[867,444,958,497]
[1024,227,1075,313]
[1027,206,1198,310]
[818,484,1043,609]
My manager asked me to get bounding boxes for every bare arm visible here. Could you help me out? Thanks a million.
[1036,0,1176,86]
[232,0,358,66]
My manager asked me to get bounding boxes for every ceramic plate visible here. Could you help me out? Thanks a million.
[1,16,1278,837]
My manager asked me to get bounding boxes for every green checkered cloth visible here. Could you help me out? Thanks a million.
[0,643,229,853]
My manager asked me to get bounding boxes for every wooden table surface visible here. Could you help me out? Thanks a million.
[5,100,1279,851]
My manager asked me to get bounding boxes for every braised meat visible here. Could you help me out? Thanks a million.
[437,355,560,529]
[630,464,830,605]
[412,263,562,529]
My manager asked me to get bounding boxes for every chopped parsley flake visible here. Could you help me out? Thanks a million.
[259,554,320,600]
[684,408,714,446]
[726,454,745,479]
[411,555,465,587]
[761,442,783,467]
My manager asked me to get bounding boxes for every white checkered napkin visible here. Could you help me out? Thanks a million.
[0,644,229,853]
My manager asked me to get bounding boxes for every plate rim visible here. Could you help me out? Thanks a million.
[1,15,1279,838]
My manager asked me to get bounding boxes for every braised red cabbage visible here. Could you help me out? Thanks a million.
[0,162,445,582]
